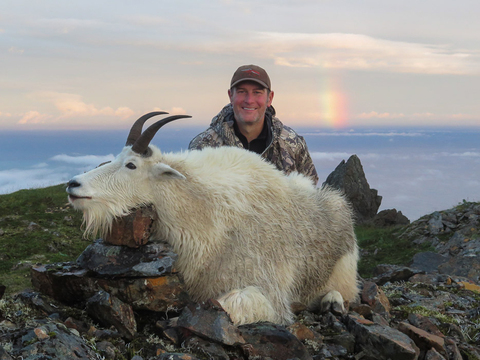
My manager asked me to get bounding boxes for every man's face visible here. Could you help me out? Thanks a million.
[228,81,274,127]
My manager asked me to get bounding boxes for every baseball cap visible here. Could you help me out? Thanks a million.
[230,65,271,90]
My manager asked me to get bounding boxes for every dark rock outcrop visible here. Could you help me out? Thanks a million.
[324,154,382,224]
[374,208,410,227]
[397,201,480,282]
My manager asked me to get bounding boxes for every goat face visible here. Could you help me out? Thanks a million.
[66,112,190,237]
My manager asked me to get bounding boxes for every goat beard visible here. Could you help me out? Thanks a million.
[80,202,132,239]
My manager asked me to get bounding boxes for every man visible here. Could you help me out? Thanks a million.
[189,64,319,185]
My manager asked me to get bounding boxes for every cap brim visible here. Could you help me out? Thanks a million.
[231,78,270,90]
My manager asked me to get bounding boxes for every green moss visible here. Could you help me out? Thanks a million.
[455,199,476,212]
[355,225,434,278]
[23,338,38,346]
[394,305,459,325]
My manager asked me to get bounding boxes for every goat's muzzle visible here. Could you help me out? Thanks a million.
[67,179,81,189]
[66,179,91,202]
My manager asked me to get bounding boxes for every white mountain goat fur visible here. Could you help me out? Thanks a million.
[67,112,359,325]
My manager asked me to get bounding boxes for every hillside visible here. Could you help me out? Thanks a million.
[1,185,480,359]
[0,184,85,294]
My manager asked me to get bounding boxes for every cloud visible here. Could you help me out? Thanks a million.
[352,111,480,126]
[358,111,405,119]
[8,46,24,54]
[123,15,169,27]
[0,167,70,194]
[39,21,477,75]
[11,92,189,129]
[452,113,478,119]
[40,92,133,119]
[310,152,351,161]
[36,18,108,35]
[18,111,52,124]
[153,106,188,115]
[190,32,480,75]
[0,154,115,195]
[51,154,115,167]
[20,92,136,125]
[304,131,424,137]
[443,151,480,157]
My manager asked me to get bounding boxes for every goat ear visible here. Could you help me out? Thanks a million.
[153,163,186,180]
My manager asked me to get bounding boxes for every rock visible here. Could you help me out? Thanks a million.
[157,354,200,360]
[34,326,50,340]
[397,322,446,355]
[324,154,382,224]
[288,322,316,342]
[177,299,245,346]
[104,205,158,248]
[373,209,410,227]
[350,303,373,319]
[346,313,420,360]
[325,331,355,354]
[86,290,137,340]
[239,322,312,360]
[31,261,189,313]
[438,256,480,282]
[96,341,117,360]
[445,338,463,360]
[361,281,391,318]
[371,265,422,286]
[64,317,90,334]
[14,290,77,320]
[0,346,13,360]
[407,314,444,338]
[425,347,447,360]
[77,239,178,277]
[17,322,98,360]
[182,336,231,360]
[428,212,444,235]
[410,252,448,273]
[26,222,41,231]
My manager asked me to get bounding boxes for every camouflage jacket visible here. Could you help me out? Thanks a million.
[189,104,319,185]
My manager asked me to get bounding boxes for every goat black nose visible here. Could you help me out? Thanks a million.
[67,180,81,189]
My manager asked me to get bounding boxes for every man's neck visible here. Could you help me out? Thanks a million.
[236,120,264,143]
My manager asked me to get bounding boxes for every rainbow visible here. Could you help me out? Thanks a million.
[319,75,348,128]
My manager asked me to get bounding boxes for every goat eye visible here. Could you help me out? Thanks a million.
[126,162,136,170]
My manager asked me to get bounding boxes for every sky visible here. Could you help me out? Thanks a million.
[1,0,480,131]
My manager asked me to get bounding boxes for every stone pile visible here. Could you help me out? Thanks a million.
[30,206,190,335]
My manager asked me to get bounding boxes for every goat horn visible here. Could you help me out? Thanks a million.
[131,114,192,155]
[125,111,169,146]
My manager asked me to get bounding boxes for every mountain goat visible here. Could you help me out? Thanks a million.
[67,112,359,325]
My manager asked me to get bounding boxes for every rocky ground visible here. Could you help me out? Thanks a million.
[0,202,480,360]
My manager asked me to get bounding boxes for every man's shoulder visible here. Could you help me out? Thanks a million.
[189,127,222,149]
[272,119,306,146]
